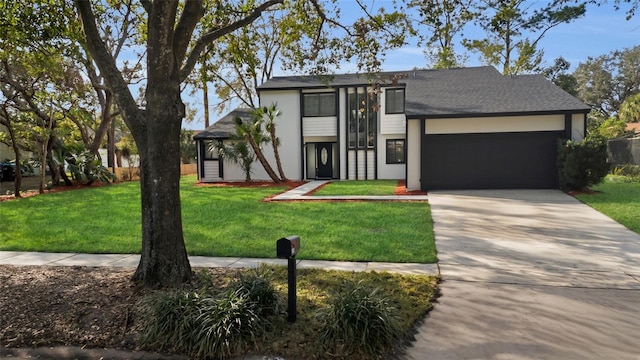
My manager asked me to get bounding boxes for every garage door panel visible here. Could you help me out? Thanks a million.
[422,131,562,190]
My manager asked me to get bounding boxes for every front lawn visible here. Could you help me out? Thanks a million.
[0,176,436,263]
[574,175,640,234]
[312,180,399,196]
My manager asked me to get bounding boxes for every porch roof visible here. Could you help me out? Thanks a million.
[192,108,253,140]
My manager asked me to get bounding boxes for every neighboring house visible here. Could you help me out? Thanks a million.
[195,66,590,190]
[0,124,14,161]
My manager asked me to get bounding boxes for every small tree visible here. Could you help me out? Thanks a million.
[179,129,197,164]
[259,104,287,181]
[558,136,610,191]
[234,109,282,183]
[619,93,640,123]
[591,117,628,139]
[214,136,256,182]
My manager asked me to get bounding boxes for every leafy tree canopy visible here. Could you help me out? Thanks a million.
[463,0,586,75]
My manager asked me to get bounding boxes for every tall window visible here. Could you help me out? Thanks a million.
[385,88,405,114]
[386,139,405,164]
[348,90,377,149]
[303,92,336,117]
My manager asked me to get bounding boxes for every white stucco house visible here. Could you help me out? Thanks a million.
[194,66,590,191]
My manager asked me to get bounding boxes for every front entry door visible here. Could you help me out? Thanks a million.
[316,143,333,179]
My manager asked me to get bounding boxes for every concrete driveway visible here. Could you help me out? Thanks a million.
[403,190,640,360]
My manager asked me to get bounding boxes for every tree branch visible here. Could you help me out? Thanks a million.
[174,0,205,64]
[112,0,135,60]
[140,0,151,13]
[179,0,284,82]
[74,0,142,133]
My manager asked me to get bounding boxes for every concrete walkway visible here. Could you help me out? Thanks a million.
[403,190,640,360]
[270,180,429,201]
[0,251,438,275]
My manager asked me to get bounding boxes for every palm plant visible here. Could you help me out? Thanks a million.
[233,113,281,183]
[259,104,287,181]
[213,136,255,182]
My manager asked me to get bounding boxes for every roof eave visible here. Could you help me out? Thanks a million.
[407,108,592,119]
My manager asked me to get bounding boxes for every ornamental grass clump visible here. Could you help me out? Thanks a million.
[190,289,265,359]
[138,270,283,359]
[137,290,202,354]
[316,281,403,357]
[230,269,284,318]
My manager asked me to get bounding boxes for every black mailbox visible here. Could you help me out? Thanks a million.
[277,235,300,258]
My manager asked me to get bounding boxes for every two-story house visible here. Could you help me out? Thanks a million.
[195,66,590,191]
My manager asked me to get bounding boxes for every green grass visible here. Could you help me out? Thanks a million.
[0,176,436,263]
[574,175,640,234]
[312,180,399,196]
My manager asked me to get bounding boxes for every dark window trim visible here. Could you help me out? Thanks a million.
[385,88,405,115]
[302,92,337,117]
[386,138,406,164]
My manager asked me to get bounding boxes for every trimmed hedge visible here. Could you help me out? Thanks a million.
[558,136,609,191]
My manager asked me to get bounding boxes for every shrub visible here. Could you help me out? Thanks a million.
[558,136,609,191]
[191,290,265,359]
[315,281,403,358]
[138,269,283,359]
[138,290,202,353]
[229,268,284,318]
[612,165,640,179]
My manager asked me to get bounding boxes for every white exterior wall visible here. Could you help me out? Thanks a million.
[0,124,10,161]
[572,113,586,141]
[201,161,222,182]
[347,150,375,180]
[425,114,565,134]
[406,119,421,191]
[379,89,406,134]
[376,133,406,179]
[303,117,337,137]
[0,142,12,161]
[256,90,303,181]
[376,88,406,180]
[221,158,251,181]
[339,88,348,180]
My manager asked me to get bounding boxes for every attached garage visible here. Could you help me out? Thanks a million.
[421,131,563,190]
[402,67,591,191]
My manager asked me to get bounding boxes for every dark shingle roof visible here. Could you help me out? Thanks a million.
[259,66,591,117]
[193,108,253,140]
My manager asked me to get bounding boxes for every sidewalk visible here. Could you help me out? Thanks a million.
[270,180,429,201]
[0,251,438,275]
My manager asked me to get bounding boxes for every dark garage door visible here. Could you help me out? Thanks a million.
[421,131,563,190]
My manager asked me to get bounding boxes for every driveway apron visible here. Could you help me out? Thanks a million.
[403,190,640,360]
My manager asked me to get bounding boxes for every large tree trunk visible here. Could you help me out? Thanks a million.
[132,122,192,286]
[131,67,192,287]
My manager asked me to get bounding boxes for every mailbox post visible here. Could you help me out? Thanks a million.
[276,235,300,323]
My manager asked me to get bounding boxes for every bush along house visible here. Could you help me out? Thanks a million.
[194,66,590,191]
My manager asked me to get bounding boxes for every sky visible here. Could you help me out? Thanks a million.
[379,1,639,71]
[184,1,640,130]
